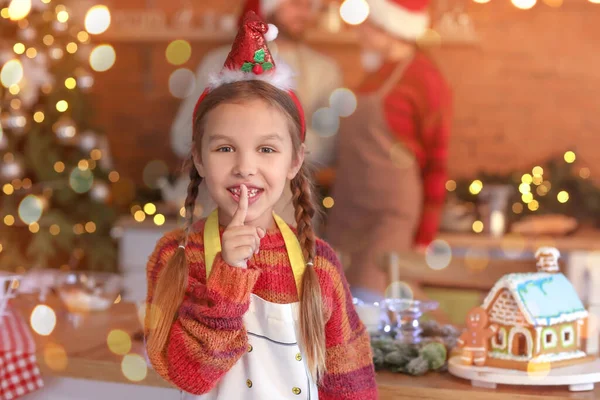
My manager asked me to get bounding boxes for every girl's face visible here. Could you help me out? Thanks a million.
[194,99,304,229]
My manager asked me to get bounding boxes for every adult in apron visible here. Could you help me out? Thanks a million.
[181,210,319,399]
[326,60,423,301]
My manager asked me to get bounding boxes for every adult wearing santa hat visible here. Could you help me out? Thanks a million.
[170,0,342,227]
[326,0,453,301]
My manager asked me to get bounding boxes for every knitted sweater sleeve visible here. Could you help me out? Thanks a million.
[145,231,261,395]
[315,240,378,400]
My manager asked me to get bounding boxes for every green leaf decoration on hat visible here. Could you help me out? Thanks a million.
[262,62,273,71]
[254,49,265,63]
[241,62,254,72]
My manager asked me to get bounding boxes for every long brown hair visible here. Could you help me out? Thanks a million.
[147,80,326,381]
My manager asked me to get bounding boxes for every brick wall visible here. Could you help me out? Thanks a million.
[88,0,600,185]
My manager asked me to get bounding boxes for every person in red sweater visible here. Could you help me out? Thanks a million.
[326,0,452,302]
[145,11,377,400]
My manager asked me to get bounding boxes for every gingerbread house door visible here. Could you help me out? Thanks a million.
[509,327,533,357]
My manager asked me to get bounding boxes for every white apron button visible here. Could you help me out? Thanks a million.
[292,387,301,395]
[295,353,302,361]
[246,379,252,388]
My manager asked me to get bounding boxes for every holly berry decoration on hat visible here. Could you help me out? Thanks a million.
[224,11,278,76]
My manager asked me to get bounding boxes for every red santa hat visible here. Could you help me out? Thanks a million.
[194,11,306,140]
[368,0,430,41]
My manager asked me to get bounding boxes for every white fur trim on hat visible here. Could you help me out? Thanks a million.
[207,59,297,92]
[368,0,430,41]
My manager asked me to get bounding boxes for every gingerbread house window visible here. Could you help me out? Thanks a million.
[492,327,507,350]
[562,326,575,347]
[543,328,557,349]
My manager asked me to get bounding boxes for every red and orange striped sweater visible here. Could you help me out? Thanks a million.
[145,219,378,399]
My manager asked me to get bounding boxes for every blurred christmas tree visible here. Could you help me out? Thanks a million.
[452,150,600,228]
[0,0,119,272]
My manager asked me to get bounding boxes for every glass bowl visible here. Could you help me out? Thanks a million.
[56,271,123,313]
[384,298,439,343]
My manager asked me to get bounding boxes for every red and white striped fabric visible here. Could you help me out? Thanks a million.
[0,307,44,400]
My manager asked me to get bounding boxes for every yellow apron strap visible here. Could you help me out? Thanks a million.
[203,209,306,297]
[272,212,307,296]
[203,209,221,278]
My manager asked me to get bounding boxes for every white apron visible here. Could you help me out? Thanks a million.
[182,210,319,400]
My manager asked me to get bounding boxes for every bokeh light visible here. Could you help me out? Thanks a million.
[107,329,132,355]
[4,215,15,226]
[143,160,169,189]
[54,161,65,173]
[528,199,540,211]
[519,183,531,194]
[340,0,370,25]
[472,220,484,233]
[425,240,452,270]
[445,180,457,191]
[64,77,76,89]
[580,167,591,179]
[557,191,569,203]
[522,192,534,203]
[323,197,334,209]
[8,0,32,21]
[512,0,537,9]
[166,40,192,66]
[169,68,196,99]
[89,44,116,72]
[85,221,96,233]
[134,210,146,222]
[18,194,44,224]
[43,342,68,371]
[153,214,165,226]
[512,202,524,214]
[143,203,156,215]
[56,100,68,112]
[469,180,483,195]
[34,111,45,122]
[564,151,576,163]
[13,43,25,54]
[30,304,56,336]
[527,361,551,380]
[29,222,40,233]
[85,5,111,35]
[1,59,23,88]
[311,108,340,137]
[329,88,357,117]
[121,354,147,382]
[69,167,94,193]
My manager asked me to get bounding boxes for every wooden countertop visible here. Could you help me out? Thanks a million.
[10,295,600,399]
[438,229,600,252]
[115,215,600,252]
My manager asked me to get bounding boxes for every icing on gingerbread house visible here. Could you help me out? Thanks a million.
[481,247,589,370]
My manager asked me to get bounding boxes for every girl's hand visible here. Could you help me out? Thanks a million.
[221,184,265,268]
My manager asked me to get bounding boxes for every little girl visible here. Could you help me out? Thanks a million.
[145,11,377,400]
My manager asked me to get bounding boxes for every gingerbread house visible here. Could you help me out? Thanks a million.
[481,247,590,370]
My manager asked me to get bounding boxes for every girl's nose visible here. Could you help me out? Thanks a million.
[233,153,257,177]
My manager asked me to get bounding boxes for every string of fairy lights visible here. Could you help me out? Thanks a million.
[445,150,591,234]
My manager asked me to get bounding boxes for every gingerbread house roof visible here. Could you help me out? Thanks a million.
[482,272,588,326]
